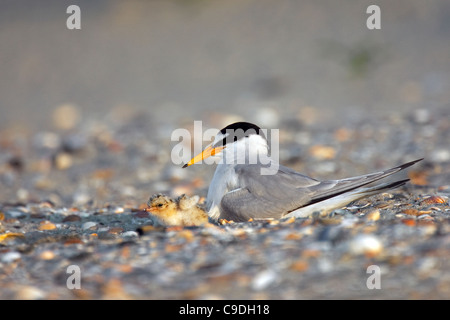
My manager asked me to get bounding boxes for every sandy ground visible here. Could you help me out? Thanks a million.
[1,1,450,300]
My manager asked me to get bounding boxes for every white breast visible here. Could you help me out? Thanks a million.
[206,164,239,220]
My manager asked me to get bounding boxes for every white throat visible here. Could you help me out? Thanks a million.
[219,134,269,165]
[206,134,270,219]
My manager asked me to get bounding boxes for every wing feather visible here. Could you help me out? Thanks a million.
[219,159,422,221]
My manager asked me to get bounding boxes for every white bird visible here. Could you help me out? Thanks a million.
[183,122,422,222]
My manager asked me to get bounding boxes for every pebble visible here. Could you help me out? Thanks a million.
[5,208,28,219]
[254,107,280,128]
[251,269,278,291]
[1,251,21,263]
[289,260,309,272]
[416,257,437,275]
[365,209,380,221]
[16,188,29,201]
[403,208,420,216]
[62,214,82,222]
[32,132,61,151]
[402,218,416,227]
[73,192,91,206]
[430,149,450,163]
[39,250,56,260]
[308,145,336,160]
[82,221,98,230]
[114,207,125,214]
[38,220,57,231]
[417,214,433,220]
[14,286,46,300]
[108,227,124,235]
[54,152,73,170]
[0,232,24,243]
[334,127,353,142]
[413,108,431,124]
[348,234,383,257]
[101,278,131,300]
[61,133,87,153]
[420,196,447,206]
[121,231,139,238]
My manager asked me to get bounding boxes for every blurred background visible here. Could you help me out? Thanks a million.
[1,0,449,130]
[0,0,449,207]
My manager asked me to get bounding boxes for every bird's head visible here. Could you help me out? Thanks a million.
[147,194,177,217]
[183,122,269,167]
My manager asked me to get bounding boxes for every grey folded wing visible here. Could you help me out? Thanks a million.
[220,163,320,221]
[220,159,422,221]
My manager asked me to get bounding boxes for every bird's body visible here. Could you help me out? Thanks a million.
[207,162,239,220]
[183,122,422,222]
[147,194,208,226]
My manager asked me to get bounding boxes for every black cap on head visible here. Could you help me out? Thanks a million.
[219,122,262,135]
[213,122,266,148]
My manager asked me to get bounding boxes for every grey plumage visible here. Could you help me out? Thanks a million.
[219,158,422,221]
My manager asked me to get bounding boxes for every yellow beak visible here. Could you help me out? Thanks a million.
[182,144,225,168]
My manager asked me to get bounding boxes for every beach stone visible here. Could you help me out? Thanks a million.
[1,251,21,263]
[5,209,28,219]
[82,221,98,230]
[38,221,57,231]
[62,215,82,222]
[430,149,450,163]
[39,250,56,260]
[348,234,383,257]
[61,133,87,153]
[121,231,139,238]
[108,227,124,235]
[251,269,278,291]
[33,132,61,151]
[15,286,46,300]
[308,145,336,160]
[413,108,431,124]
[54,152,73,170]
[365,209,380,221]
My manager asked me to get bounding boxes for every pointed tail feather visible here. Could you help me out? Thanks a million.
[287,178,411,218]
[308,158,423,205]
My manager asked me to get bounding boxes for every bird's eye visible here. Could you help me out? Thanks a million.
[157,203,163,207]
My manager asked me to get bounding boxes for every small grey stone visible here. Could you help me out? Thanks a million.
[82,221,97,230]
[121,231,139,238]
[5,209,28,219]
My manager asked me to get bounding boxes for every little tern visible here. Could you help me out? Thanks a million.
[183,122,422,222]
